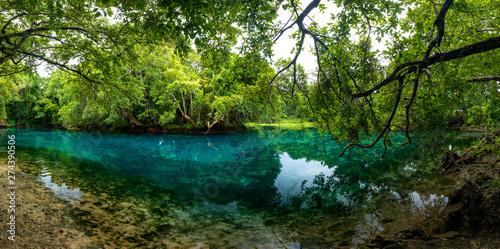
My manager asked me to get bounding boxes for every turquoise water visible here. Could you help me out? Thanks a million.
[0,128,480,248]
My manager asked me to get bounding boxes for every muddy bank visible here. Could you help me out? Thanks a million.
[364,131,500,248]
[0,164,100,249]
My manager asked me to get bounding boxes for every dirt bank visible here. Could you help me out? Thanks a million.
[363,131,500,248]
[0,164,101,249]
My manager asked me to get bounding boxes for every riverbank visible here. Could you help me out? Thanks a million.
[0,164,100,248]
[363,130,500,248]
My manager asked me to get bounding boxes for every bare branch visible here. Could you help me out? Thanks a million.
[20,50,102,86]
[0,26,88,42]
[268,32,306,86]
[2,13,28,34]
[0,66,33,77]
[402,70,422,145]
[425,36,500,64]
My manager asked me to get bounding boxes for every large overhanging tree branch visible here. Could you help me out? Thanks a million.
[271,0,500,157]
[350,36,500,99]
[0,9,115,79]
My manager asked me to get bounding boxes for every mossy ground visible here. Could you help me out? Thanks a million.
[246,119,315,131]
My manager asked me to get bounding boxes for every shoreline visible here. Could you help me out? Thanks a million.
[0,123,486,135]
[0,164,100,248]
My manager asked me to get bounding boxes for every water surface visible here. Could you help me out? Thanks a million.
[0,128,480,248]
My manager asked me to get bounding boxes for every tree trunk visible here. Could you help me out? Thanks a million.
[205,114,224,134]
[120,107,144,127]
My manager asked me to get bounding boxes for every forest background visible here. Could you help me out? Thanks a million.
[0,0,499,149]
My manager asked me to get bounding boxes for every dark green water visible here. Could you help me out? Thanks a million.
[0,128,481,248]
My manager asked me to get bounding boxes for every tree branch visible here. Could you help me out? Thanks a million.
[424,0,454,58]
[340,77,405,157]
[352,36,500,99]
[351,61,422,98]
[20,50,102,86]
[466,76,500,82]
[425,36,500,65]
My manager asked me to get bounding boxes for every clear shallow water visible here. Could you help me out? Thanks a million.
[0,128,480,248]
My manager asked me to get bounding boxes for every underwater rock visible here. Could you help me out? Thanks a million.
[364,132,500,248]
[434,231,459,239]
[441,181,482,233]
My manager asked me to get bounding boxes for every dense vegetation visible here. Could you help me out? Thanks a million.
[3,49,302,131]
[1,0,499,142]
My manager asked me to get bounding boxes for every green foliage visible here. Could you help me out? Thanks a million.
[0,71,23,121]
[1,0,499,138]
[5,74,48,126]
[11,42,291,130]
[466,81,500,128]
[248,119,314,131]
[491,179,500,191]
[283,0,500,146]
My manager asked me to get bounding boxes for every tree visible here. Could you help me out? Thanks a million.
[0,62,24,121]
[2,0,499,144]
[6,73,45,126]
[1,0,120,80]
[208,52,284,123]
[269,0,500,156]
[1,0,285,126]
[0,0,284,77]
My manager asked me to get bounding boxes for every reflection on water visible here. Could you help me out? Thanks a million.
[33,160,84,204]
[0,128,481,248]
[39,174,83,204]
[275,152,335,202]
[353,213,383,245]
